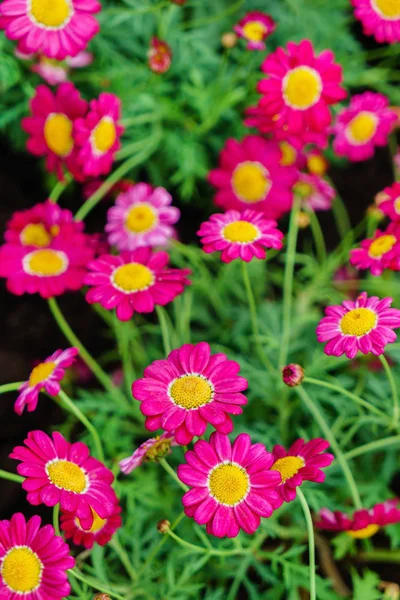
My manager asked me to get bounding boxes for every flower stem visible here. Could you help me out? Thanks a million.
[110,535,137,581]
[0,382,24,394]
[279,196,301,368]
[331,191,352,242]
[307,209,326,264]
[303,377,387,419]
[378,354,399,425]
[48,298,129,410]
[114,316,136,401]
[58,390,105,463]
[344,435,400,460]
[53,503,60,536]
[48,173,72,203]
[297,386,362,509]
[156,306,172,355]
[297,488,316,600]
[159,458,188,492]
[0,469,24,484]
[138,511,186,576]
[241,261,275,375]
[69,569,126,600]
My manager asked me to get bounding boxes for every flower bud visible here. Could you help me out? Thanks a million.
[157,519,171,534]
[282,364,304,387]
[94,595,111,600]
[297,211,310,229]
[221,32,238,49]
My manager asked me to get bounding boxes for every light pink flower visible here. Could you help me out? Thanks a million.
[316,499,400,538]
[316,292,400,358]
[350,225,400,276]
[120,433,177,474]
[351,0,400,44]
[233,11,275,50]
[61,503,122,549]
[32,51,93,85]
[148,37,172,74]
[293,173,335,211]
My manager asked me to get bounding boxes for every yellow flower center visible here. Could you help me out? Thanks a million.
[307,154,326,176]
[1,546,43,593]
[44,113,73,157]
[368,234,397,258]
[222,220,259,243]
[92,117,117,155]
[279,141,297,166]
[169,375,213,409]
[271,456,305,483]
[20,223,52,247]
[242,21,266,42]
[340,307,377,337]
[346,524,380,539]
[23,249,68,277]
[112,263,154,293]
[30,0,72,28]
[29,361,56,387]
[293,181,314,198]
[232,161,271,203]
[145,436,173,461]
[46,459,87,493]
[346,112,377,144]
[76,508,107,533]
[125,203,157,234]
[394,197,400,214]
[283,66,322,110]
[208,463,249,505]
[372,0,400,18]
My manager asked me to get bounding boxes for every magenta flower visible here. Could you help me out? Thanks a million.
[233,11,275,50]
[61,503,122,549]
[293,173,335,211]
[0,513,74,599]
[133,342,248,445]
[316,292,400,358]
[106,183,180,251]
[271,438,334,502]
[351,0,400,44]
[15,347,78,415]
[316,500,400,538]
[148,37,172,74]
[74,93,124,177]
[257,39,346,142]
[208,136,297,220]
[0,0,100,60]
[333,92,397,162]
[22,83,88,181]
[120,433,177,474]
[177,432,282,537]
[379,182,400,221]
[84,247,191,321]
[350,226,400,276]
[11,430,117,530]
[197,209,283,263]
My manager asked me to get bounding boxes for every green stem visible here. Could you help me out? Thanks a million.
[344,436,400,460]
[58,390,105,462]
[358,550,400,563]
[297,386,362,509]
[0,469,24,483]
[0,382,24,394]
[48,298,129,410]
[159,458,188,492]
[389,131,400,181]
[110,535,137,581]
[241,261,275,375]
[279,196,301,368]
[378,354,399,425]
[331,191,352,242]
[69,569,126,600]
[53,503,60,536]
[114,316,136,401]
[156,306,172,355]
[138,511,186,575]
[297,488,316,600]
[303,377,387,419]
[166,529,248,557]
[48,173,72,203]
[307,209,326,264]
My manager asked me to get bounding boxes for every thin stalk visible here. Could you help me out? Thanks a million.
[297,386,362,509]
[156,306,172,355]
[110,535,137,582]
[48,298,129,410]
[331,192,352,242]
[279,196,301,368]
[307,209,327,264]
[58,390,105,462]
[114,316,136,400]
[344,436,400,460]
[297,488,316,600]
[166,529,248,557]
[53,503,60,536]
[138,511,186,575]
[159,458,188,492]
[378,354,399,425]
[0,470,24,483]
[48,173,72,203]
[69,569,126,600]
[389,131,400,181]
[0,382,24,394]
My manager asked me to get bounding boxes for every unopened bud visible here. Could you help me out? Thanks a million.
[282,364,304,387]
[297,211,310,229]
[367,204,384,221]
[221,32,237,49]
[94,595,111,600]
[157,519,171,533]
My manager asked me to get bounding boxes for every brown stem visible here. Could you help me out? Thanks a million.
[315,534,351,597]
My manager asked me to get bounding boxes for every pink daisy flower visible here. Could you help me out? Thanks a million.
[293,173,335,211]
[316,291,400,358]
[148,37,172,74]
[0,0,100,60]
[197,209,283,263]
[257,39,346,141]
[106,183,180,251]
[233,11,275,50]
[132,342,248,445]
[351,0,400,44]
[10,430,117,530]
[350,226,400,276]
[333,92,397,162]
[379,182,400,221]
[84,247,191,322]
[4,200,84,248]
[15,347,78,415]
[73,93,124,178]
[271,438,334,503]
[0,512,74,599]
[0,233,94,299]
[60,503,122,549]
[177,432,282,538]
[22,83,88,181]
[315,499,400,539]
[208,136,298,220]
[119,433,177,474]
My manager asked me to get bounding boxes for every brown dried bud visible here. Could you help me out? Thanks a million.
[221,32,238,49]
[94,595,111,600]
[157,519,171,534]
